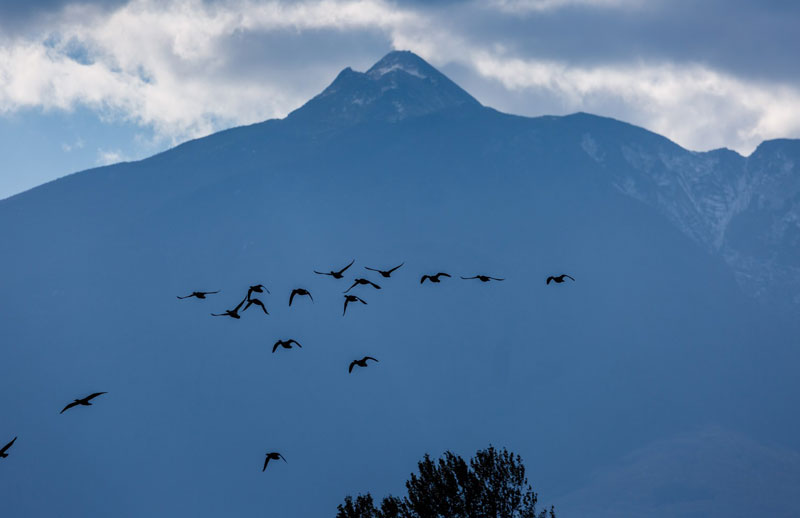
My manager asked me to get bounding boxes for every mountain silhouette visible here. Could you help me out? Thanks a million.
[0,51,798,518]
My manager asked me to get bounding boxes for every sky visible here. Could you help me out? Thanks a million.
[1,0,799,199]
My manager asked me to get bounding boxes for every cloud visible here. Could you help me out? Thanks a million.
[96,147,127,165]
[0,0,798,155]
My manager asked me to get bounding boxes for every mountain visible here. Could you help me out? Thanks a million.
[1,51,798,518]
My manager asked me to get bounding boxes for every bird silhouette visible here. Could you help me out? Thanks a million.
[364,263,404,278]
[314,259,355,279]
[420,272,451,284]
[60,392,107,414]
[343,294,367,316]
[244,297,269,315]
[177,290,219,300]
[0,436,16,458]
[349,356,379,373]
[211,298,246,319]
[263,452,287,471]
[246,284,270,300]
[546,274,575,284]
[272,339,302,353]
[461,275,504,282]
[344,278,381,293]
[289,289,313,306]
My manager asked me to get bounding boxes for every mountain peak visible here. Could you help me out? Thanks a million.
[287,50,480,127]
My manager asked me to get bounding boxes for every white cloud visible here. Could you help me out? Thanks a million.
[0,0,798,155]
[96,148,127,165]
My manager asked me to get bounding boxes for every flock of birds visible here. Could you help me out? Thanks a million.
[0,260,574,473]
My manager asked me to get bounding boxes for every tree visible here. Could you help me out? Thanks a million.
[336,446,555,518]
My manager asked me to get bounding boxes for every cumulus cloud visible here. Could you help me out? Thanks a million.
[96,147,128,165]
[0,0,798,154]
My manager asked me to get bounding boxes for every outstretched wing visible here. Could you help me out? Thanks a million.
[85,392,107,402]
[272,341,280,353]
[60,401,79,414]
[344,281,358,293]
[337,259,355,274]
[278,453,287,463]
[564,274,575,281]
[176,294,192,299]
[420,275,429,284]
[358,297,367,305]
[307,292,313,302]
[201,290,220,295]
[367,280,381,289]
[313,270,330,276]
[289,340,302,348]
[364,356,379,363]
[343,298,350,316]
[438,273,451,278]
[289,290,296,306]
[546,277,554,284]
[263,456,270,471]
[0,436,16,454]
[232,297,246,312]
[489,277,505,281]
[364,266,380,273]
[348,361,356,373]
[388,262,404,273]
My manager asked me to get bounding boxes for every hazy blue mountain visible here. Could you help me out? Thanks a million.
[1,51,798,517]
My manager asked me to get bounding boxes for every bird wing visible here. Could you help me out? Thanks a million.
[279,453,287,463]
[60,401,79,414]
[348,361,356,373]
[86,392,107,402]
[0,436,16,454]
[307,292,313,302]
[365,357,379,363]
[490,277,505,281]
[289,291,296,306]
[313,270,330,276]
[368,280,381,289]
[344,281,357,293]
[233,297,246,312]
[176,294,191,299]
[438,273,451,278]
[343,298,349,316]
[272,341,280,353]
[364,266,379,273]
[388,262,404,273]
[202,290,220,295]
[358,297,367,304]
[565,275,575,281]
[263,457,270,471]
[546,277,553,284]
[420,275,429,284]
[338,259,355,274]
[289,340,302,348]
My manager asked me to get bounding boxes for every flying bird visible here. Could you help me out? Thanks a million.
[546,274,575,284]
[461,275,504,282]
[60,392,107,414]
[289,289,313,306]
[0,436,17,459]
[272,339,302,353]
[177,290,219,300]
[314,259,355,279]
[344,278,381,293]
[247,284,270,300]
[263,452,287,471]
[244,297,269,315]
[211,298,246,319]
[364,263,404,278]
[349,356,379,373]
[420,272,451,284]
[343,294,367,316]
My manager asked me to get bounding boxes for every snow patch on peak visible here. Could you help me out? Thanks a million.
[367,63,427,79]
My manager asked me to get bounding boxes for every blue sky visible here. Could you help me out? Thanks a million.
[1,0,799,199]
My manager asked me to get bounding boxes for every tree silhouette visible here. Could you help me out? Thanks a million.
[336,446,555,518]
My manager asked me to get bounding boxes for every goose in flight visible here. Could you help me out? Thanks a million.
[60,392,107,414]
[364,263,404,278]
[289,288,313,306]
[420,272,451,284]
[263,452,287,471]
[211,298,246,319]
[177,290,219,300]
[247,284,270,300]
[349,356,379,373]
[0,436,17,459]
[314,259,355,279]
[343,294,367,316]
[461,275,504,282]
[344,278,381,293]
[244,297,269,315]
[546,274,575,284]
[272,339,302,353]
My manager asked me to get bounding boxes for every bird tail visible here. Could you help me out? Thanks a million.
[0,452,7,458]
